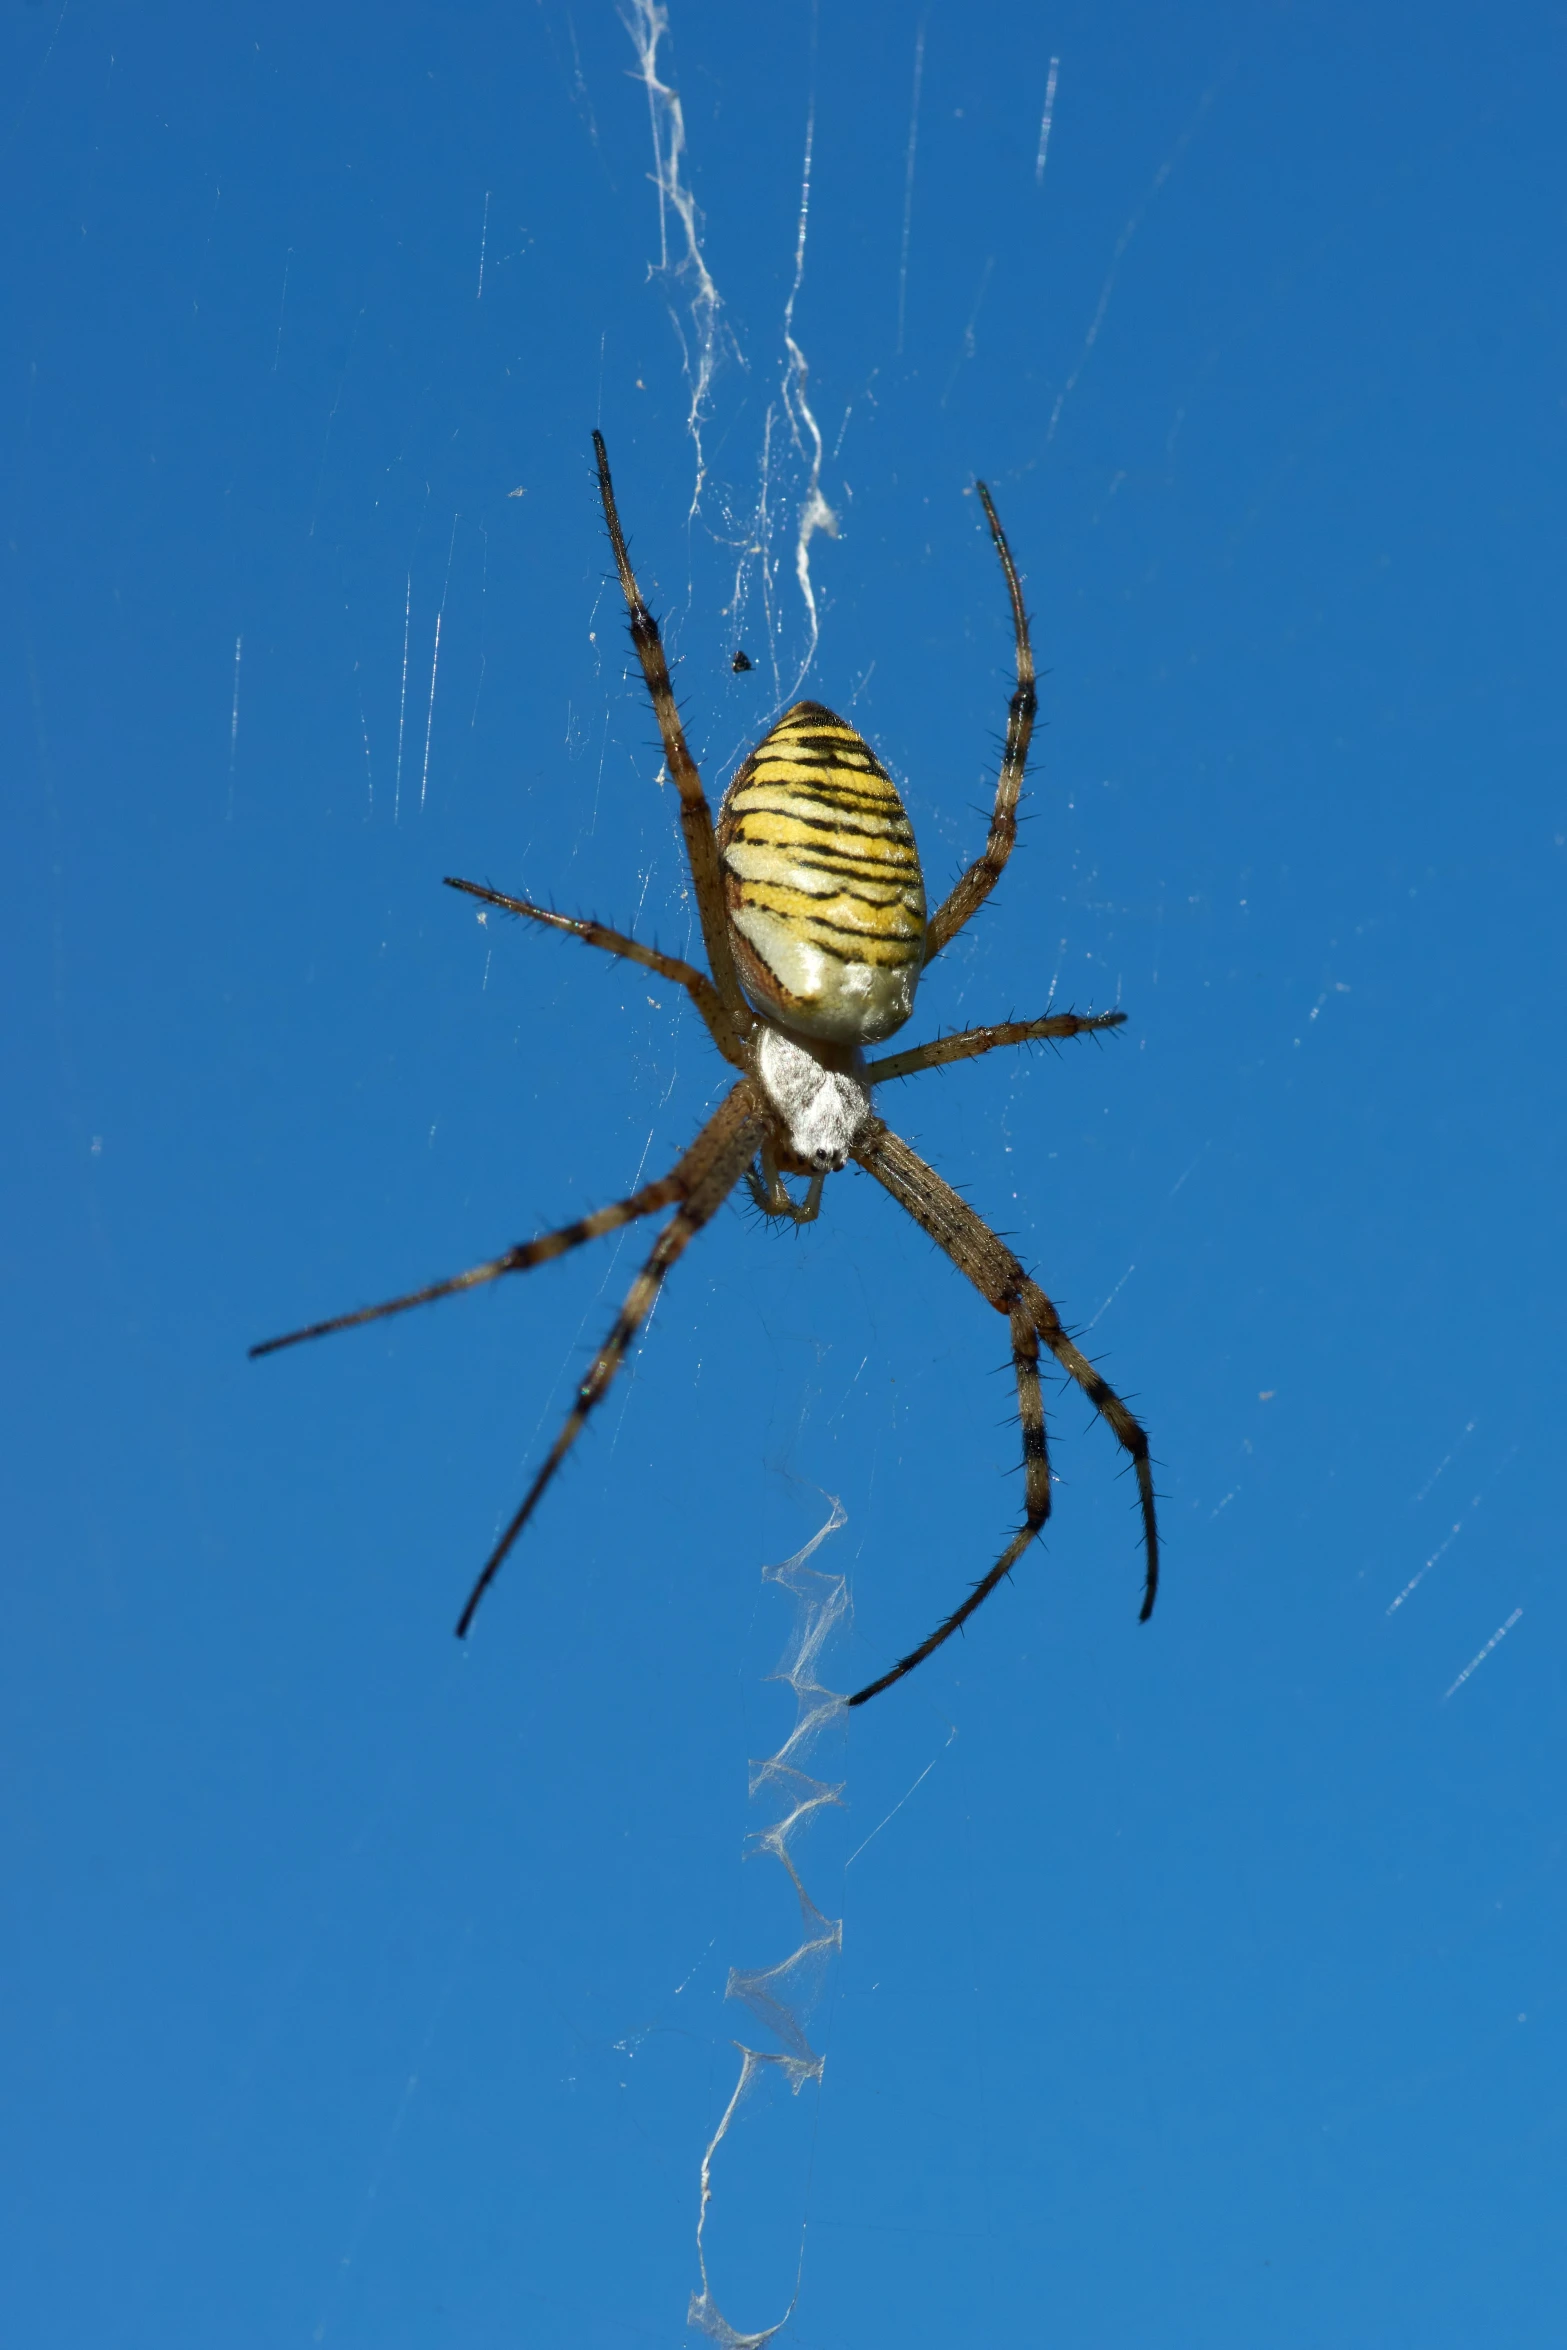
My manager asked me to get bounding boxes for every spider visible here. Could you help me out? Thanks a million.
[253,432,1158,1706]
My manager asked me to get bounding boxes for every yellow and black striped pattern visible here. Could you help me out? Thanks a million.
[717,700,927,1046]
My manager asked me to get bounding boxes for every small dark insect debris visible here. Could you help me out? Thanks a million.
[731,649,753,673]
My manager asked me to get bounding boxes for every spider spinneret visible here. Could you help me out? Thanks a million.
[252,430,1159,1706]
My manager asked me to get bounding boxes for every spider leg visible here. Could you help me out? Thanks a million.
[846,1120,1157,1705]
[455,1086,765,1635]
[1019,1273,1158,1622]
[443,876,745,1067]
[922,481,1036,966]
[250,1083,759,1360]
[745,1138,826,1225]
[851,1304,1052,1707]
[866,1008,1125,1087]
[592,432,753,1035]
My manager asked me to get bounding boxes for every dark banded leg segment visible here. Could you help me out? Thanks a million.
[922,481,1037,965]
[849,1305,1053,1706]
[249,1184,682,1358]
[454,1089,766,1636]
[443,876,745,1068]
[251,1083,758,1360]
[847,1119,1157,1706]
[1021,1275,1158,1624]
[592,431,753,1034]
[866,1008,1126,1088]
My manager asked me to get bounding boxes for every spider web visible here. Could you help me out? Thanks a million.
[616,35,856,2332]
[12,2,1554,2344]
[614,15,1111,2336]
[624,0,837,716]
[687,1500,847,2347]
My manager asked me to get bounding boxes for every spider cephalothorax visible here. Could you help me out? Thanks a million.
[254,433,1159,1706]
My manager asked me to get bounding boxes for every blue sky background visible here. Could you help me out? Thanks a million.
[5,1,1564,2342]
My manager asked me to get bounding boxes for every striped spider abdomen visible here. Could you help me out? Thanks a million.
[716,700,927,1047]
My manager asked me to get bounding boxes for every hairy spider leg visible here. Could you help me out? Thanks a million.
[847,1120,1157,1705]
[441,877,745,1066]
[866,1007,1126,1087]
[249,1087,756,1360]
[455,1087,766,1636]
[745,1138,826,1224]
[846,1287,1053,1710]
[856,1303,1055,1707]
[249,1183,685,1358]
[592,431,753,1034]
[1021,1270,1158,1622]
[921,479,1038,965]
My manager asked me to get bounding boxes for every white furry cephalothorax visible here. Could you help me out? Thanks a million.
[752,1023,874,1172]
